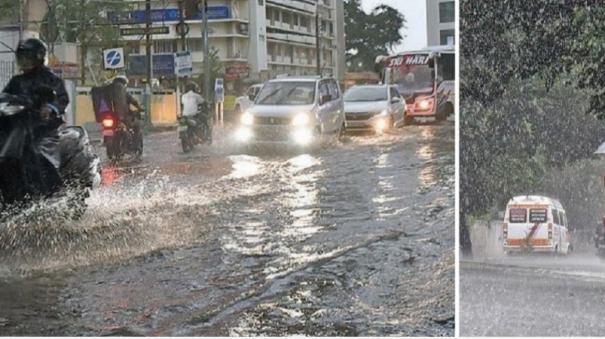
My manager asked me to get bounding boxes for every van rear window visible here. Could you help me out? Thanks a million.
[529,208,548,223]
[509,208,527,223]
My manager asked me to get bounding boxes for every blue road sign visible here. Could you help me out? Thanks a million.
[106,50,121,67]
[103,48,125,69]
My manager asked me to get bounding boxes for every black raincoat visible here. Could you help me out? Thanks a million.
[0,66,68,201]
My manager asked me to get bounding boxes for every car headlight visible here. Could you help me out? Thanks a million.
[291,113,310,126]
[415,97,435,111]
[235,126,253,142]
[241,112,254,125]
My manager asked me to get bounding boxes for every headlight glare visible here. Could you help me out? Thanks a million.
[291,113,310,126]
[241,112,254,125]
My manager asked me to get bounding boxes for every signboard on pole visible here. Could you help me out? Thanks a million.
[127,53,176,77]
[108,6,230,25]
[120,26,170,36]
[214,78,224,103]
[175,51,193,77]
[103,48,125,70]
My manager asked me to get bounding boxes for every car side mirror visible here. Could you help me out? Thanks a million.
[320,94,332,105]
[248,94,256,101]
[391,97,401,104]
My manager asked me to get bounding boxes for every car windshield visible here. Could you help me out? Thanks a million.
[344,87,387,102]
[255,82,316,105]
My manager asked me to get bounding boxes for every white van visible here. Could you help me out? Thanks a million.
[502,195,572,254]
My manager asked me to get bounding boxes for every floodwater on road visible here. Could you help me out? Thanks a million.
[0,122,454,336]
[460,255,605,336]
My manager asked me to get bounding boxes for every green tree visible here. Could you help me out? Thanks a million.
[344,0,406,72]
[37,0,133,84]
[460,0,605,116]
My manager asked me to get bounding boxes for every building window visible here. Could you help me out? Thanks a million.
[440,29,454,45]
[188,38,203,52]
[153,40,176,53]
[439,1,454,23]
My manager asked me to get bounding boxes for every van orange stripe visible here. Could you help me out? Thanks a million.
[507,239,550,246]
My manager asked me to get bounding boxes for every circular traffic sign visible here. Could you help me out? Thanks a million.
[176,22,190,35]
[106,50,122,67]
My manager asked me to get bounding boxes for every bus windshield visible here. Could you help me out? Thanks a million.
[386,65,435,91]
[384,54,434,91]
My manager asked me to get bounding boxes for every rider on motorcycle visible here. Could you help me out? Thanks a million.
[1,38,67,202]
[181,82,211,144]
[181,82,205,118]
[112,75,144,140]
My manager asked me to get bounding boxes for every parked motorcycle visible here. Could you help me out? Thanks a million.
[101,110,144,161]
[0,92,101,217]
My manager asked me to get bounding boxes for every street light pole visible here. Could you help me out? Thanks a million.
[202,0,210,102]
[315,4,321,76]
[145,0,153,127]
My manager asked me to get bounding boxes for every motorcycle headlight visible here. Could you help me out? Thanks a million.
[291,113,310,127]
[241,112,254,126]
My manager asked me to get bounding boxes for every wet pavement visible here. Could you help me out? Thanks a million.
[0,121,454,336]
[460,256,605,336]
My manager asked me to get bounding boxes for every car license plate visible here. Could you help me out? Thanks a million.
[102,129,114,137]
[177,126,188,132]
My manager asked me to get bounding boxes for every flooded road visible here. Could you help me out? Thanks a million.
[0,122,454,336]
[460,256,605,336]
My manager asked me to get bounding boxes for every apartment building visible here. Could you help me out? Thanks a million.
[426,0,454,46]
[116,0,345,86]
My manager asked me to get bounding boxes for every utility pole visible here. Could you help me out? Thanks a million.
[202,0,210,102]
[178,0,187,51]
[79,0,85,85]
[145,0,153,127]
[315,4,321,76]
[18,0,23,41]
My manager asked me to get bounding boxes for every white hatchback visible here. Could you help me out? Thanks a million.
[235,76,345,147]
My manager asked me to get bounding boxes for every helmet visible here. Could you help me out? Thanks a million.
[16,38,47,66]
[186,82,199,93]
[113,75,129,85]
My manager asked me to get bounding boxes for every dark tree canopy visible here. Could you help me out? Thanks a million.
[344,0,406,72]
[461,0,605,116]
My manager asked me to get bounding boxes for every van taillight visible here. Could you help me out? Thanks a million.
[548,223,553,240]
[503,223,508,238]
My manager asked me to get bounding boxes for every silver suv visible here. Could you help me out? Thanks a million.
[235,76,345,147]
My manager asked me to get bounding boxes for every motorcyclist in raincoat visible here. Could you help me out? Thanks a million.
[0,38,67,203]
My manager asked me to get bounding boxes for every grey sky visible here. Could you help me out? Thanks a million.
[361,0,427,52]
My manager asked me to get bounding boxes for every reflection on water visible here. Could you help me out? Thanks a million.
[101,166,121,187]
[417,145,435,161]
[229,156,262,179]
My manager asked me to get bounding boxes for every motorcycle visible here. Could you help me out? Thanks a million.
[178,105,212,153]
[101,110,144,161]
[0,91,101,217]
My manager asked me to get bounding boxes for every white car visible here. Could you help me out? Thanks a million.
[234,84,263,116]
[235,76,345,147]
[343,84,406,132]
